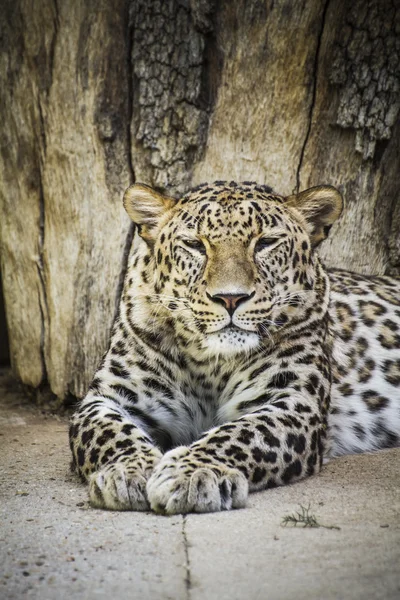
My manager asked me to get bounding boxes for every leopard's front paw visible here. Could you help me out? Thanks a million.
[146,447,248,515]
[89,450,162,511]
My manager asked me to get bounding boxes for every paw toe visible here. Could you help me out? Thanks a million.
[230,471,248,508]
[188,468,221,513]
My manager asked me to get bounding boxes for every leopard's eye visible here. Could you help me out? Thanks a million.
[182,238,206,255]
[255,237,283,252]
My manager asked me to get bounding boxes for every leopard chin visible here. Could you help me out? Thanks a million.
[203,328,260,356]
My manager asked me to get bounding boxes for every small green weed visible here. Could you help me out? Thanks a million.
[281,504,340,530]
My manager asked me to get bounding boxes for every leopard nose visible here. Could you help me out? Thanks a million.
[207,291,255,316]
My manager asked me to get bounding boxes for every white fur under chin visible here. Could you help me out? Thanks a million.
[203,330,260,356]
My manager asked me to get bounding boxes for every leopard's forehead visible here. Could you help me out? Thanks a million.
[180,180,284,204]
[169,180,293,240]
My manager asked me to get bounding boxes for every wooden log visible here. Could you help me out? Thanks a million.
[0,0,399,402]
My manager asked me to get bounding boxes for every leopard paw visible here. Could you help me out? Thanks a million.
[146,447,248,515]
[89,450,162,511]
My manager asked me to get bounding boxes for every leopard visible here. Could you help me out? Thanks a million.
[69,180,400,514]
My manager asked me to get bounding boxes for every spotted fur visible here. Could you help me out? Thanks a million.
[69,181,400,514]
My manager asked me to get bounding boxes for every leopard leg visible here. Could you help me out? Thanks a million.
[69,395,162,510]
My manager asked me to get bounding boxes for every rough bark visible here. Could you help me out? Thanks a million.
[0,0,399,403]
[300,0,400,275]
[130,0,218,194]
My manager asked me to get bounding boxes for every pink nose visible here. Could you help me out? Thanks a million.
[207,292,254,316]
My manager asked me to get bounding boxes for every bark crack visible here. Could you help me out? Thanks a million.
[34,0,59,389]
[36,169,48,386]
[126,4,136,186]
[182,515,192,600]
[113,6,137,322]
[295,0,330,193]
[48,0,59,87]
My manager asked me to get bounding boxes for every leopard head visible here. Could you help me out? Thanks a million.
[123,181,342,357]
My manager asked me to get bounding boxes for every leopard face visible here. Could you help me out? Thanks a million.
[123,181,342,358]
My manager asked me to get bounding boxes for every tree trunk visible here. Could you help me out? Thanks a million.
[1,0,399,404]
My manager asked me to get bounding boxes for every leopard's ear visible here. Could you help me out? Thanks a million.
[123,183,177,243]
[285,185,343,247]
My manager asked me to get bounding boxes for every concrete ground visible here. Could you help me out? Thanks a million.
[0,368,399,600]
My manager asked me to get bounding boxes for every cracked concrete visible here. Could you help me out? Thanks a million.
[1,368,399,600]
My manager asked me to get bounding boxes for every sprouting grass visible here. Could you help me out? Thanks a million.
[281,504,340,530]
